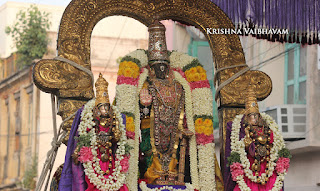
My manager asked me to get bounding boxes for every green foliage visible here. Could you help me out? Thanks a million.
[22,155,38,190]
[227,152,241,166]
[5,5,50,67]
[120,56,142,68]
[193,115,214,122]
[182,58,203,72]
[124,143,133,155]
[278,148,292,159]
[75,133,92,150]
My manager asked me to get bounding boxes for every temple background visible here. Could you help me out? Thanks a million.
[0,1,320,190]
[0,2,148,189]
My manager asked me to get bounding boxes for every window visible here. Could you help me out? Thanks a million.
[14,93,21,152]
[14,91,21,177]
[188,38,219,129]
[3,99,9,179]
[284,44,307,104]
[26,85,33,146]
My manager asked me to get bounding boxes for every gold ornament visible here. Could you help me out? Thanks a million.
[148,19,169,66]
[244,85,259,115]
[95,73,110,106]
[257,135,267,145]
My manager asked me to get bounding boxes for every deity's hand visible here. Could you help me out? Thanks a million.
[140,88,152,106]
[113,128,121,142]
[181,129,194,138]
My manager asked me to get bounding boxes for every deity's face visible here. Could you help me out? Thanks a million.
[98,103,110,117]
[247,113,260,126]
[150,62,169,79]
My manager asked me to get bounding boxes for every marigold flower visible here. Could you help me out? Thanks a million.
[203,118,213,127]
[200,72,207,81]
[126,116,134,124]
[190,67,197,74]
[195,118,203,126]
[186,75,193,82]
[196,66,204,73]
[203,126,213,136]
[117,69,123,76]
[126,123,135,132]
[131,70,140,78]
[121,61,128,67]
[193,73,200,82]
[123,68,132,77]
[185,69,191,77]
[196,125,205,134]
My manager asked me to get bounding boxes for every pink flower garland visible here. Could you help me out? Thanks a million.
[172,68,185,78]
[276,157,290,173]
[189,80,211,90]
[195,133,214,145]
[126,131,135,140]
[117,76,139,86]
[78,147,94,162]
[230,162,244,181]
[120,155,130,173]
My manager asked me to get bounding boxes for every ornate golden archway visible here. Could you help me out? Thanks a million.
[33,0,272,172]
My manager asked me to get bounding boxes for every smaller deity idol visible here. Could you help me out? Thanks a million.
[59,74,129,191]
[224,86,290,191]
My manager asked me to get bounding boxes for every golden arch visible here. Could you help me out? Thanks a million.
[33,0,272,170]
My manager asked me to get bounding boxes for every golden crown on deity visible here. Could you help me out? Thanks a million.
[95,73,110,106]
[244,85,259,115]
[148,19,169,66]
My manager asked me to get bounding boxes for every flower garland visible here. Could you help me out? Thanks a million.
[230,113,290,191]
[139,181,194,191]
[197,143,216,191]
[77,99,128,191]
[173,71,199,190]
[116,49,217,191]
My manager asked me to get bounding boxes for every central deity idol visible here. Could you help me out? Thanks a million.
[139,20,193,185]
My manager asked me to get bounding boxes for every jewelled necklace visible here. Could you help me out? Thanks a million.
[149,82,185,171]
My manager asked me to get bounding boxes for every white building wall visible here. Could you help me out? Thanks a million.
[240,36,320,190]
[0,2,149,186]
[239,36,286,110]
[284,151,320,191]
[0,2,149,58]
[37,91,66,182]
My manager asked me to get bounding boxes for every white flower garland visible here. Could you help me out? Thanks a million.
[230,113,286,191]
[173,71,200,190]
[128,49,148,67]
[191,88,214,116]
[116,84,138,114]
[139,181,194,191]
[126,68,149,191]
[197,143,216,191]
[116,50,218,191]
[170,52,196,69]
[78,99,128,191]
